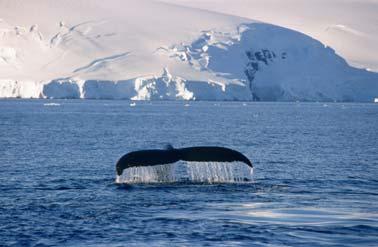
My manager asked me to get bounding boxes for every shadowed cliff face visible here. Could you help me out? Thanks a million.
[244,49,286,100]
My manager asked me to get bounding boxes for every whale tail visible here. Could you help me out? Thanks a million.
[116,146,253,183]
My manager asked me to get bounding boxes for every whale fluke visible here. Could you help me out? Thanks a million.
[116,146,252,176]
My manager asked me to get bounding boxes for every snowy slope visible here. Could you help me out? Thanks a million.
[162,0,378,72]
[0,0,377,101]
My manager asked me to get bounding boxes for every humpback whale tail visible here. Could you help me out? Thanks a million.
[116,145,253,184]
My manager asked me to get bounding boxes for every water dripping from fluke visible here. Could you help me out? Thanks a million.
[115,162,254,184]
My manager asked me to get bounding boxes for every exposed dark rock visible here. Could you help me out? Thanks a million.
[244,48,287,101]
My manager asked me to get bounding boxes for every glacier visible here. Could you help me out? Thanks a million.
[1,68,252,101]
[0,0,377,102]
[165,0,378,72]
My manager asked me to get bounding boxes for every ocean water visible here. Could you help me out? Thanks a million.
[0,100,377,246]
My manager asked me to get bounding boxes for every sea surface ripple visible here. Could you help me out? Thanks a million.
[0,100,377,246]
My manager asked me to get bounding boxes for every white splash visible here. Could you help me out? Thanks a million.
[116,164,175,184]
[186,162,253,183]
[43,102,61,106]
[115,162,253,184]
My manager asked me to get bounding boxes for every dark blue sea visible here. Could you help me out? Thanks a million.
[1,100,377,246]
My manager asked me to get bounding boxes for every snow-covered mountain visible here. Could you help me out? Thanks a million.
[163,0,378,72]
[0,0,377,101]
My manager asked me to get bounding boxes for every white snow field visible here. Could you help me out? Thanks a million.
[0,0,377,101]
[163,0,378,72]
